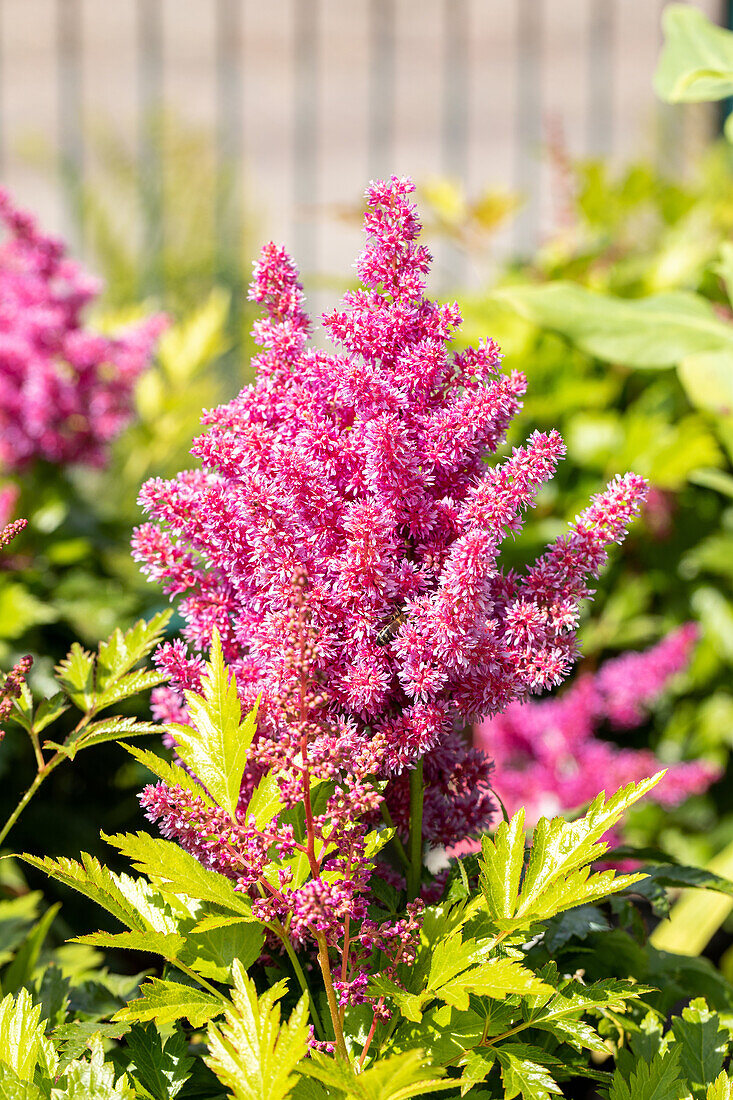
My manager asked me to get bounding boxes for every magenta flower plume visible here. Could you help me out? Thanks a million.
[133,176,647,849]
[476,624,720,830]
[0,189,166,471]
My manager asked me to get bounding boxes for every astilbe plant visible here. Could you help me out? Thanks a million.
[0,188,166,471]
[476,623,720,829]
[128,176,649,1059]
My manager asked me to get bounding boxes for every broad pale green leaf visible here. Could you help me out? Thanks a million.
[96,669,166,710]
[172,632,258,818]
[45,717,162,760]
[671,998,728,1090]
[655,4,733,103]
[102,830,252,915]
[115,979,224,1028]
[492,283,733,368]
[51,1021,131,1069]
[126,1024,194,1100]
[122,743,216,808]
[246,772,285,828]
[678,350,733,416]
[204,962,308,1100]
[181,919,264,983]
[689,468,733,498]
[302,1049,453,1100]
[609,1048,686,1100]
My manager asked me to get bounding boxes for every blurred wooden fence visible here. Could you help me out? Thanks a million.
[0,0,723,293]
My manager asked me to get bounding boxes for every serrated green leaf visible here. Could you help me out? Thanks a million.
[126,1023,194,1100]
[708,1071,733,1100]
[45,717,162,760]
[246,772,284,829]
[671,998,728,1090]
[71,929,184,959]
[102,830,252,915]
[52,1021,131,1070]
[181,920,264,983]
[97,669,166,709]
[32,692,69,734]
[95,611,172,693]
[121,743,216,808]
[609,1048,686,1100]
[0,988,45,1081]
[302,1049,452,1100]
[115,978,224,1028]
[35,965,70,1032]
[480,776,661,936]
[20,853,184,935]
[204,962,308,1100]
[0,1062,42,1099]
[171,632,257,818]
[55,643,95,709]
[497,1046,563,1100]
[0,891,42,968]
[51,1034,135,1099]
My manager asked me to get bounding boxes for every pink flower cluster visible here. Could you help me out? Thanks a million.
[0,189,166,471]
[134,175,647,850]
[476,624,719,828]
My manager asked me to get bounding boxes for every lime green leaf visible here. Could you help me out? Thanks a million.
[181,920,264,983]
[497,1045,563,1100]
[492,283,733,367]
[689,468,733,498]
[708,1071,733,1100]
[55,643,95,710]
[46,717,162,760]
[32,693,69,734]
[204,962,308,1100]
[655,4,733,104]
[121,743,216,809]
[71,930,184,959]
[480,776,660,935]
[51,1021,131,1069]
[172,632,257,818]
[302,1049,452,1100]
[0,988,46,1081]
[115,979,224,1028]
[52,1034,136,1099]
[246,772,285,829]
[102,830,252,915]
[20,853,183,934]
[671,998,728,1091]
[609,1048,686,1100]
[95,611,172,693]
[0,1063,42,1099]
[126,1024,194,1100]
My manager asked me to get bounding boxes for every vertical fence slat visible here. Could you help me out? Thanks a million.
[57,0,84,247]
[215,0,244,292]
[293,0,318,276]
[368,0,394,179]
[513,0,542,257]
[587,0,613,157]
[137,0,164,296]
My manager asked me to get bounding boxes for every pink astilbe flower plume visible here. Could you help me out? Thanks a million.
[133,175,647,852]
[0,189,166,471]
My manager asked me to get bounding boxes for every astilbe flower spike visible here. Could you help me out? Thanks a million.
[0,189,166,471]
[133,175,648,855]
[475,624,720,829]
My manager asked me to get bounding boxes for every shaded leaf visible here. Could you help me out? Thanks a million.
[115,978,224,1028]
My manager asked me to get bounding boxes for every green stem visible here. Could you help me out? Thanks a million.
[380,802,410,871]
[174,961,227,1002]
[407,759,424,902]
[0,754,61,849]
[276,925,326,1040]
